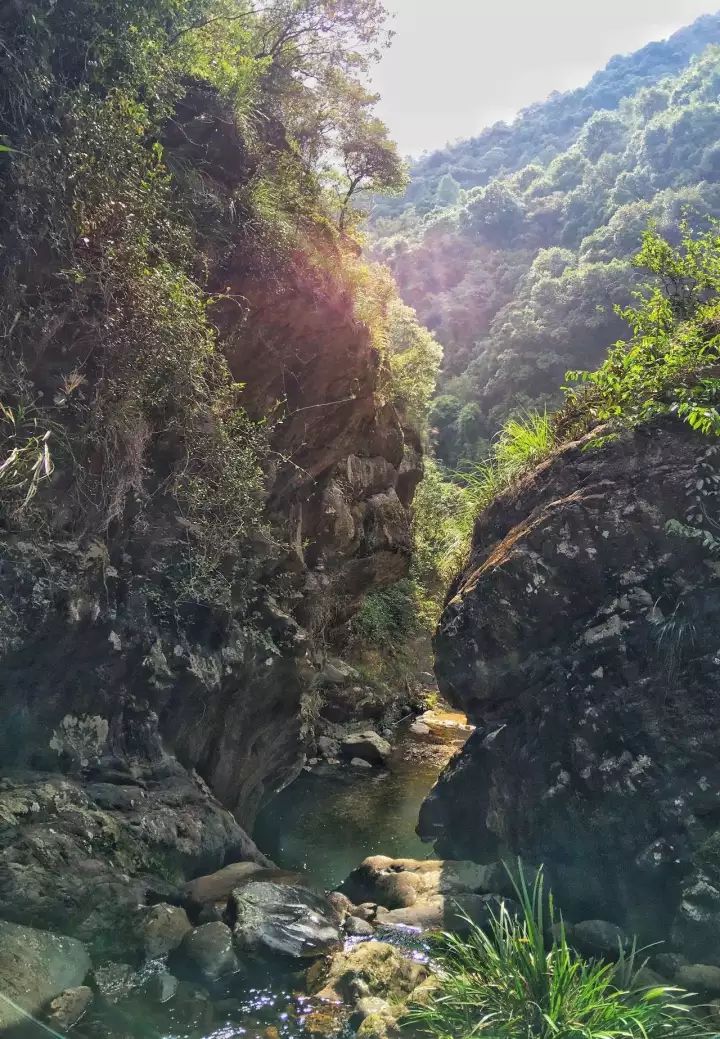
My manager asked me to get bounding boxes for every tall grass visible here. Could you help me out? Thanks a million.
[405,867,711,1039]
[460,410,556,514]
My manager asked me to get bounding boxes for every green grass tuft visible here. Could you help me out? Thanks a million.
[405,865,712,1039]
[459,410,556,514]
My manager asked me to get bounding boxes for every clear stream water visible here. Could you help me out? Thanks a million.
[20,715,469,1039]
[253,722,455,890]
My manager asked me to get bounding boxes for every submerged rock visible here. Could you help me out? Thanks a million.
[179,921,239,979]
[45,986,94,1030]
[675,963,720,994]
[231,881,341,959]
[92,962,138,1004]
[0,921,90,1031]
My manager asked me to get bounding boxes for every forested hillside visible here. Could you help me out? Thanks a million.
[371,13,720,465]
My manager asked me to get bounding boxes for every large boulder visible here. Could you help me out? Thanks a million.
[424,419,720,954]
[339,732,391,767]
[230,881,341,959]
[0,921,90,1031]
[340,855,512,909]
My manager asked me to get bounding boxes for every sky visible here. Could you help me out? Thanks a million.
[371,1,720,156]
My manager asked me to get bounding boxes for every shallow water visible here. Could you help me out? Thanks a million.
[253,725,454,890]
[15,716,468,1039]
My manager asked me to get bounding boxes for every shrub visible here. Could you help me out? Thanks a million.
[351,579,419,649]
[559,224,720,440]
[406,867,711,1039]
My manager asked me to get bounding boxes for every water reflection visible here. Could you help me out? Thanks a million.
[254,716,468,890]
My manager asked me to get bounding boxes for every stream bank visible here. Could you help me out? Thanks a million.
[0,708,471,1039]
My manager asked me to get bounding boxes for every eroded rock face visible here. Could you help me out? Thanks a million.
[0,102,421,839]
[0,768,268,956]
[424,420,720,955]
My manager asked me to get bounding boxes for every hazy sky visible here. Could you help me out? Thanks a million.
[371,1,720,155]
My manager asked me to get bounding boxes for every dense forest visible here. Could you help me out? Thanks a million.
[370,13,720,466]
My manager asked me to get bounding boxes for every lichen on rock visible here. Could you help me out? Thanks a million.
[425,418,720,957]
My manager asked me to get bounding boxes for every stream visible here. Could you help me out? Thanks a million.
[253,716,464,890]
[20,713,470,1039]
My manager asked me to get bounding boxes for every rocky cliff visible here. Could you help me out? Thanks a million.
[0,83,421,949]
[422,418,720,959]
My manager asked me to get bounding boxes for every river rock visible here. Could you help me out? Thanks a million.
[354,997,397,1039]
[0,921,90,1031]
[651,952,689,978]
[345,915,375,937]
[676,963,720,994]
[92,962,138,1003]
[409,721,431,738]
[414,710,474,744]
[183,861,266,907]
[340,854,514,909]
[143,903,192,959]
[571,920,629,960]
[231,881,341,959]
[312,941,428,1005]
[45,986,94,1030]
[144,970,179,1003]
[317,736,340,760]
[340,732,391,766]
[327,890,355,921]
[376,892,519,933]
[179,921,239,979]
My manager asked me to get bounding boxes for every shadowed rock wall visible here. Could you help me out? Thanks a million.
[423,419,720,957]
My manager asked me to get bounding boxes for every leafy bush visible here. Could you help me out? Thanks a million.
[351,579,419,648]
[559,224,720,440]
[406,868,710,1039]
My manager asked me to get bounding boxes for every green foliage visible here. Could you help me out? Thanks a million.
[410,458,475,624]
[370,17,720,463]
[559,225,720,438]
[406,867,709,1039]
[0,0,423,619]
[461,411,556,514]
[351,579,419,648]
[385,301,443,429]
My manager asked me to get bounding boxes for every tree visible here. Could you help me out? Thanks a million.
[436,173,461,207]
